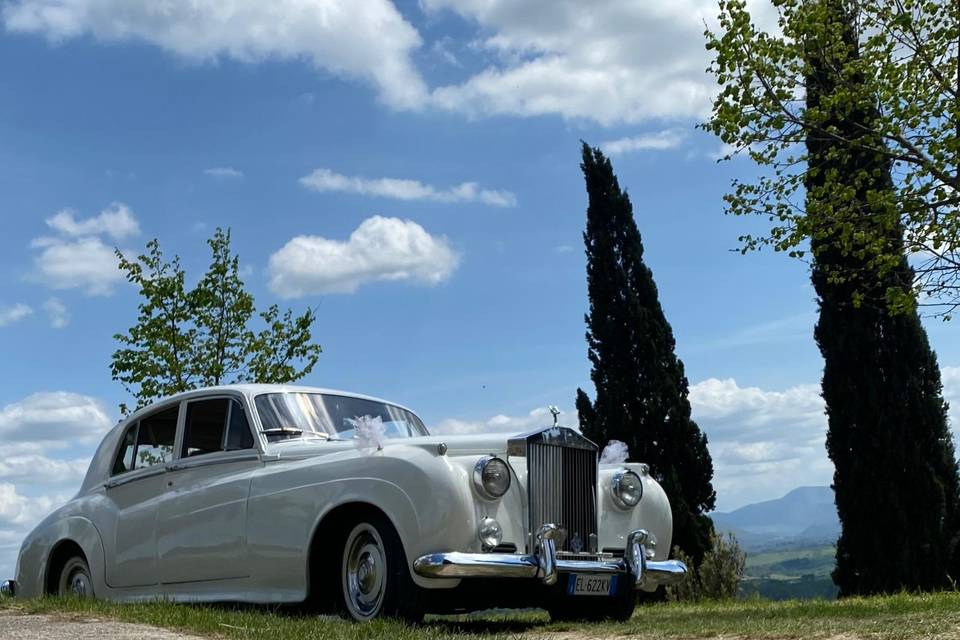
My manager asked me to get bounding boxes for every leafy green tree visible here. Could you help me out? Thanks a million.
[794,1,960,595]
[705,0,960,318]
[112,228,321,414]
[576,143,717,566]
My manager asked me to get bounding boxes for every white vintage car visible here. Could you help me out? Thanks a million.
[3,384,685,621]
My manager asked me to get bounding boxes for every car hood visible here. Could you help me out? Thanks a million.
[402,433,513,456]
[263,431,519,458]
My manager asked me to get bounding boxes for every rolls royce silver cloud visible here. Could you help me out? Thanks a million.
[2,384,686,621]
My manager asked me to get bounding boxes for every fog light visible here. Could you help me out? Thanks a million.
[611,469,643,509]
[478,516,503,551]
[645,532,657,559]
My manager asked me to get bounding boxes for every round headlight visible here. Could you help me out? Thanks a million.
[612,469,643,509]
[474,456,511,499]
[478,516,503,551]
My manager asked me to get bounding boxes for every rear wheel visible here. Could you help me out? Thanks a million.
[57,556,94,599]
[336,513,423,623]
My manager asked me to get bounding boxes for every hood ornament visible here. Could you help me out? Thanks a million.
[549,406,560,426]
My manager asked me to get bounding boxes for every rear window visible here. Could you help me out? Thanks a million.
[112,405,179,475]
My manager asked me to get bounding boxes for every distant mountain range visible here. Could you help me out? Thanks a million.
[711,486,840,551]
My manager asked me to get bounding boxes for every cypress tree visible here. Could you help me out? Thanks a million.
[576,143,717,565]
[805,0,960,595]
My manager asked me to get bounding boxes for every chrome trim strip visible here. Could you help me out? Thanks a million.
[536,523,559,585]
[103,466,168,489]
[414,552,539,578]
[165,452,261,472]
[413,527,687,589]
[643,560,688,586]
[507,426,597,457]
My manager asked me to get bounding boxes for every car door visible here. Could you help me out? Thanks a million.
[99,404,180,588]
[157,396,261,584]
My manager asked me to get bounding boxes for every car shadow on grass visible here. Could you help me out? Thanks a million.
[195,601,553,633]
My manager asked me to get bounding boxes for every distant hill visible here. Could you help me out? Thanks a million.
[711,486,840,551]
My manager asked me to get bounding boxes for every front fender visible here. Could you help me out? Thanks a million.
[247,443,478,593]
[598,464,674,591]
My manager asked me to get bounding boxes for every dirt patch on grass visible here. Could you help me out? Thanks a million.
[0,610,205,640]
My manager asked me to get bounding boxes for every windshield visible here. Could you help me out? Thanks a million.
[254,392,428,441]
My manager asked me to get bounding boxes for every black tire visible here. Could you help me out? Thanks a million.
[57,556,94,598]
[335,512,423,623]
[547,576,636,622]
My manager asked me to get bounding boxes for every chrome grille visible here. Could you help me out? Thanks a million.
[526,436,598,553]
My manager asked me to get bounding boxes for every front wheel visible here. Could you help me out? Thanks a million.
[337,514,423,623]
[57,556,94,598]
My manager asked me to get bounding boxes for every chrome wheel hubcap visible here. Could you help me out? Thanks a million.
[60,566,93,598]
[344,525,386,619]
[67,569,91,598]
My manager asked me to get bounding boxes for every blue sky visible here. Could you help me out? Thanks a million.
[1,0,958,577]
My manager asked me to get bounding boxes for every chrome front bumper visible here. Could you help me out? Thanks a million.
[413,525,687,589]
[0,580,15,597]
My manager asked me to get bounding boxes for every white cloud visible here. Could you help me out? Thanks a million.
[3,0,427,110]
[0,482,73,578]
[30,235,125,295]
[300,168,517,207]
[3,0,780,126]
[0,391,113,447]
[42,298,70,329]
[0,390,113,578]
[690,378,825,438]
[432,366,960,512]
[0,484,67,528]
[602,129,687,155]
[0,303,32,327]
[267,215,460,297]
[45,203,140,240]
[30,203,139,295]
[0,455,89,485]
[423,0,722,124]
[689,376,831,510]
[204,167,243,179]
[433,406,577,435]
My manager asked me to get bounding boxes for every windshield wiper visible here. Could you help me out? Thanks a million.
[261,426,304,437]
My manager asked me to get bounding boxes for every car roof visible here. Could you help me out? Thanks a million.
[121,384,419,424]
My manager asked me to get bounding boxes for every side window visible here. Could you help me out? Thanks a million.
[133,405,178,470]
[112,423,138,475]
[182,398,230,457]
[225,400,255,451]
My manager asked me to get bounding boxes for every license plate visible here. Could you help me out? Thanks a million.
[567,573,617,596]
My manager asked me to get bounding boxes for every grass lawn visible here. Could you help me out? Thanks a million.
[3,591,960,639]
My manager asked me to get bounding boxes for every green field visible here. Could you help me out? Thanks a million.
[743,544,839,600]
[5,591,960,639]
